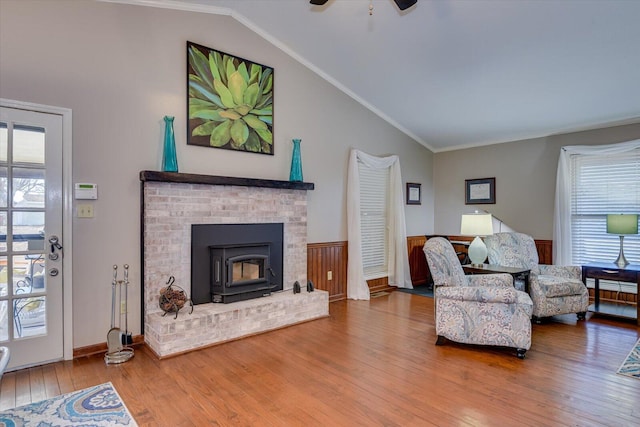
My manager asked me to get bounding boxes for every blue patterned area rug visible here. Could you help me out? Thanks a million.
[0,382,137,426]
[617,338,640,379]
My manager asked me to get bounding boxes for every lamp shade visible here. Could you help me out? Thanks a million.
[606,214,638,235]
[461,213,493,236]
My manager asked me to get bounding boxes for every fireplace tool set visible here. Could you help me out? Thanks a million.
[105,264,134,364]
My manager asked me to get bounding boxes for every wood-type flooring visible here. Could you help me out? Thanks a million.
[1,291,638,426]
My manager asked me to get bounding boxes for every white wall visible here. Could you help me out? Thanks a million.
[0,0,434,348]
[433,123,640,239]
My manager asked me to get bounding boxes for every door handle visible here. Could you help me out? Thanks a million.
[49,235,63,255]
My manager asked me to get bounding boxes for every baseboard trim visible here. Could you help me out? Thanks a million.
[72,334,145,358]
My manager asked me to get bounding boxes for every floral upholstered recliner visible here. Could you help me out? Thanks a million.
[484,232,588,323]
[423,237,533,358]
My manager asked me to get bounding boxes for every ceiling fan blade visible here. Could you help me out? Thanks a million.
[394,0,417,11]
[310,0,329,5]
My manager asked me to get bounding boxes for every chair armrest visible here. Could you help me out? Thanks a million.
[467,273,513,288]
[436,286,519,304]
[539,265,581,279]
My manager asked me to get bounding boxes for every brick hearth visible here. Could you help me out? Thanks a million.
[145,290,328,357]
[140,172,328,358]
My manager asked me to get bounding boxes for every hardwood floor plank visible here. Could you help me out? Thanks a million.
[27,367,46,403]
[13,369,31,408]
[53,360,75,394]
[0,292,638,426]
[0,372,16,410]
[41,364,60,399]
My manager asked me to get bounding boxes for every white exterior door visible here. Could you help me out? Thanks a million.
[0,106,64,370]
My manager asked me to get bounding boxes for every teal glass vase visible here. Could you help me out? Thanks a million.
[162,116,178,172]
[289,138,303,182]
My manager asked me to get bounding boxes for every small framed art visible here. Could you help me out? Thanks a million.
[406,182,421,205]
[465,177,495,204]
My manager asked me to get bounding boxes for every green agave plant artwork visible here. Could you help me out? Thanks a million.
[187,41,274,155]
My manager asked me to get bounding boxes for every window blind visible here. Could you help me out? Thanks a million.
[358,160,390,279]
[570,148,640,266]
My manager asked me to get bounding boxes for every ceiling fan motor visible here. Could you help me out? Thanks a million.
[310,0,418,12]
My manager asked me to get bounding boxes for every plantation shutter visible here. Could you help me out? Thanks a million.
[358,160,390,279]
[570,148,640,266]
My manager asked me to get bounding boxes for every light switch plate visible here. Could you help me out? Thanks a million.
[77,204,94,218]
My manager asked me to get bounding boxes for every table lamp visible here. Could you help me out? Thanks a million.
[461,212,493,266]
[606,214,638,267]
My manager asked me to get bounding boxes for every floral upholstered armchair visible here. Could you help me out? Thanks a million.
[484,232,588,323]
[423,237,533,358]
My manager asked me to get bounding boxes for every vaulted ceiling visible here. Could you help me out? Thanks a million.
[121,0,640,152]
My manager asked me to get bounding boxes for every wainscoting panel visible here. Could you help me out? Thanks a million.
[306,241,393,302]
[407,235,428,285]
[366,277,390,293]
[307,241,347,302]
[535,239,553,265]
[447,236,553,266]
[307,236,557,302]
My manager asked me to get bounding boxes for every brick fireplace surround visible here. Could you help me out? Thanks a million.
[140,171,329,358]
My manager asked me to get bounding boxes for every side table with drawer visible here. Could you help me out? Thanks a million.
[581,262,640,325]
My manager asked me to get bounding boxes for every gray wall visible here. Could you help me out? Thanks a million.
[434,123,640,239]
[0,0,434,347]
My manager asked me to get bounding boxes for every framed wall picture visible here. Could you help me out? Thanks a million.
[187,41,274,155]
[465,177,495,204]
[406,182,421,205]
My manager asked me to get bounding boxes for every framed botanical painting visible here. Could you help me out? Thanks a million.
[465,177,495,204]
[187,41,274,155]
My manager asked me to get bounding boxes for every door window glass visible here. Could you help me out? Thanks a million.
[0,256,6,297]
[12,254,45,295]
[0,212,6,252]
[13,125,45,165]
[0,167,7,208]
[12,211,44,252]
[0,300,7,341]
[12,168,45,209]
[0,122,7,162]
[13,297,46,338]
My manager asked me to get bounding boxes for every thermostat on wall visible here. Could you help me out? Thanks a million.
[74,183,98,200]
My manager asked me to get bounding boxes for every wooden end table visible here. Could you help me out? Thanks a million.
[462,264,531,293]
[581,262,640,325]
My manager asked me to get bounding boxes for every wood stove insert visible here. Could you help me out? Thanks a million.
[191,223,283,304]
